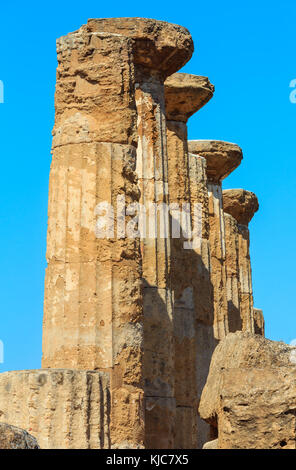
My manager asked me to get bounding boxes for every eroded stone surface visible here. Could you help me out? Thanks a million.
[0,424,39,449]
[43,20,158,449]
[188,140,242,183]
[44,16,196,451]
[252,308,265,336]
[224,213,242,332]
[223,189,259,226]
[54,31,138,146]
[222,189,260,333]
[164,73,215,448]
[199,332,296,449]
[165,73,214,122]
[0,369,110,449]
[84,18,194,78]
[188,140,242,340]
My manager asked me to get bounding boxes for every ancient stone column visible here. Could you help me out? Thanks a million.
[222,189,260,333]
[252,308,265,336]
[188,141,242,340]
[43,18,193,449]
[187,153,218,447]
[0,369,110,449]
[164,73,214,448]
[84,18,193,449]
[223,211,242,332]
[42,25,144,448]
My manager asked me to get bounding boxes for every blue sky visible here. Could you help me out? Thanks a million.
[0,0,295,372]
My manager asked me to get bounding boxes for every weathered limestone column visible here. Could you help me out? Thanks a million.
[0,369,110,449]
[222,189,260,333]
[84,18,193,449]
[42,25,144,448]
[252,308,265,336]
[187,153,218,448]
[43,18,193,449]
[223,211,242,332]
[164,73,214,448]
[188,141,242,340]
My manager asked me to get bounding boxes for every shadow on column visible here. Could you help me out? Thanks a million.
[143,229,219,449]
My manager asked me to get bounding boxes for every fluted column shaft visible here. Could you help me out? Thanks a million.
[222,189,260,334]
[188,141,243,341]
[224,213,242,332]
[238,223,254,332]
[164,74,215,448]
[134,72,175,449]
[68,17,194,450]
[42,29,144,448]
[207,180,228,338]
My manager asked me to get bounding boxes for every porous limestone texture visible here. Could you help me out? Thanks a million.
[199,332,296,449]
[188,141,242,340]
[252,308,265,336]
[134,71,175,450]
[223,189,259,226]
[224,212,242,332]
[0,369,110,449]
[164,73,215,448]
[42,17,194,450]
[222,189,261,333]
[0,423,39,449]
[165,73,214,123]
[42,24,145,448]
[84,18,194,79]
[82,19,194,449]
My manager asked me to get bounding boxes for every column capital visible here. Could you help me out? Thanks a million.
[188,140,242,183]
[223,189,259,225]
[164,73,214,122]
[84,18,194,78]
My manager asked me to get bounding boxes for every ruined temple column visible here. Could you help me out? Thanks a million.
[223,210,242,332]
[84,18,193,449]
[252,308,265,336]
[43,18,193,449]
[164,73,214,448]
[188,141,242,340]
[222,189,260,333]
[42,25,145,448]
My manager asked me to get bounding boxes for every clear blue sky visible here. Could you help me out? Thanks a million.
[0,0,295,372]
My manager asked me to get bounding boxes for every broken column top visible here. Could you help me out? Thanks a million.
[164,73,215,122]
[188,140,243,183]
[81,17,194,77]
[223,189,259,225]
